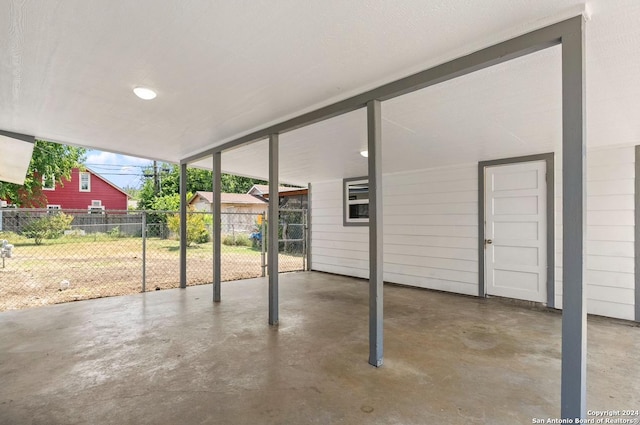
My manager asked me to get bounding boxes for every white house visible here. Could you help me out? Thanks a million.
[305,145,635,321]
[189,191,267,215]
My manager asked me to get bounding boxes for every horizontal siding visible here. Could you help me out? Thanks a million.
[587,226,634,242]
[311,146,636,321]
[384,224,476,238]
[311,180,369,278]
[588,146,635,320]
[586,300,635,320]
[383,272,477,296]
[555,145,635,321]
[311,165,478,295]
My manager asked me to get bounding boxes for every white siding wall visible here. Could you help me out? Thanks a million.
[311,164,478,296]
[555,146,636,320]
[311,180,370,279]
[311,146,636,321]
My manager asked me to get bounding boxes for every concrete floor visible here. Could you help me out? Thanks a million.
[1,272,639,425]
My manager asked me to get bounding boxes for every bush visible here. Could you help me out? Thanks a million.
[22,213,74,245]
[166,208,210,246]
[107,226,122,238]
[222,233,252,247]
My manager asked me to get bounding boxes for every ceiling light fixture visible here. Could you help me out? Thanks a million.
[360,150,368,158]
[133,87,157,100]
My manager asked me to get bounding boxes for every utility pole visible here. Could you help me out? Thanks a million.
[153,160,160,194]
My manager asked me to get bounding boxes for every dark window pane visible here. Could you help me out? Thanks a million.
[349,203,369,219]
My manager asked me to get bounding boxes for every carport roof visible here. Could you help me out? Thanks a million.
[2,1,640,183]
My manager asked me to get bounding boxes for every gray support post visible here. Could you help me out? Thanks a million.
[179,163,188,289]
[213,151,222,302]
[636,146,640,322]
[307,183,312,271]
[268,134,279,325]
[560,17,587,420]
[367,99,383,367]
[142,211,146,292]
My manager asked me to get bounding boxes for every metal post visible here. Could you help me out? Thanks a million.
[561,16,587,420]
[179,163,188,289]
[302,209,306,271]
[307,183,312,271]
[142,211,146,292]
[261,213,266,277]
[367,99,383,367]
[213,151,222,302]
[268,134,279,325]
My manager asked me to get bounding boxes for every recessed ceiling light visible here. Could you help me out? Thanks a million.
[360,150,368,158]
[133,87,157,100]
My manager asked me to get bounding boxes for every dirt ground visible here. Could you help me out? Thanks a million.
[0,237,304,311]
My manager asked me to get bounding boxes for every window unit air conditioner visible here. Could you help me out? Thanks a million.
[88,206,105,214]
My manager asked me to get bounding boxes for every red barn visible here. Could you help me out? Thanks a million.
[40,168,129,211]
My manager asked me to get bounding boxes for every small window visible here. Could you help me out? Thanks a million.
[42,175,55,191]
[79,172,91,192]
[91,200,102,207]
[344,177,369,226]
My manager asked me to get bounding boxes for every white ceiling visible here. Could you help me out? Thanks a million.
[215,46,562,184]
[2,1,640,184]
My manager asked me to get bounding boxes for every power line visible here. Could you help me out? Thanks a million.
[85,163,153,168]
[86,172,145,176]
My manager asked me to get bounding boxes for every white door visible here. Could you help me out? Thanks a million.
[485,161,547,303]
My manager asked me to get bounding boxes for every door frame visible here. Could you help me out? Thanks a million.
[478,153,555,307]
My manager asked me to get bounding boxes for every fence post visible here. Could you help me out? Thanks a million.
[142,211,147,292]
[302,209,306,271]
[261,213,266,277]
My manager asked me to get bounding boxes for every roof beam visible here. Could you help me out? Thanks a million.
[180,16,577,164]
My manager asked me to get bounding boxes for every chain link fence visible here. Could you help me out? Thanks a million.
[0,208,307,311]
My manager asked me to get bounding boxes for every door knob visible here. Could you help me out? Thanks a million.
[485,239,493,245]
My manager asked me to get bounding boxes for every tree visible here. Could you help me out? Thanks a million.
[22,213,74,245]
[151,193,182,211]
[166,206,209,246]
[221,174,266,194]
[122,185,141,200]
[0,140,86,207]
[137,164,266,210]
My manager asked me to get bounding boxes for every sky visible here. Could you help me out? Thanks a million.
[83,150,158,190]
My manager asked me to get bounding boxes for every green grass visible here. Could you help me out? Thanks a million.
[0,230,303,312]
[1,231,259,254]
[0,231,139,247]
